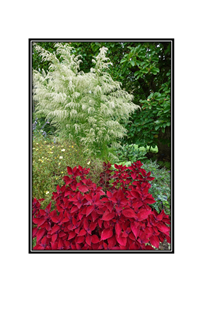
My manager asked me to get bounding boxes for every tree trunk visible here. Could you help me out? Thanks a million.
[157,126,171,160]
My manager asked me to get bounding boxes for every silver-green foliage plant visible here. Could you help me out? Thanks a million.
[33,43,140,161]
[141,160,171,215]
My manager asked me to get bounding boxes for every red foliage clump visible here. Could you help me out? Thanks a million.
[32,161,170,250]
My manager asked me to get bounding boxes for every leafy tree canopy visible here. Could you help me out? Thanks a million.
[32,41,171,155]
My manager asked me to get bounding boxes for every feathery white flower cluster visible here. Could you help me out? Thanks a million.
[33,43,140,161]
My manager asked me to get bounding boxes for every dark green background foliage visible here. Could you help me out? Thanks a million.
[32,41,171,156]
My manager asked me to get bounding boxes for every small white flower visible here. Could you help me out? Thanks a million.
[59,156,63,159]
[61,149,65,151]
[87,161,91,165]
[45,191,49,194]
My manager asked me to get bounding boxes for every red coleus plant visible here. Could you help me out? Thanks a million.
[32,161,171,250]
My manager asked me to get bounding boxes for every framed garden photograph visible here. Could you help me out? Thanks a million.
[29,39,174,253]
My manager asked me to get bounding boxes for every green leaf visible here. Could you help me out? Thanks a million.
[130,60,135,67]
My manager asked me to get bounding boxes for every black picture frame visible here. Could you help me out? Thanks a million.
[29,38,174,254]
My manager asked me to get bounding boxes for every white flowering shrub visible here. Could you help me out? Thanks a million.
[33,43,140,161]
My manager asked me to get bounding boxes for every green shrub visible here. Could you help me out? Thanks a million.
[32,112,58,138]
[141,160,171,215]
[114,143,150,163]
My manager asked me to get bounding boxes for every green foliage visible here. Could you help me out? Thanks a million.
[32,41,66,73]
[124,71,171,147]
[119,43,171,148]
[70,42,172,150]
[33,43,139,162]
[70,42,126,83]
[32,42,171,151]
[32,112,58,138]
[114,144,149,163]
[142,161,171,215]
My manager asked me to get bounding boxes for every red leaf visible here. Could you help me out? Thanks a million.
[37,218,47,227]
[98,219,103,228]
[36,228,46,242]
[104,221,110,229]
[71,206,78,214]
[76,243,81,250]
[45,202,52,213]
[51,216,60,223]
[68,231,76,240]
[131,224,140,238]
[129,232,136,241]
[154,212,164,221]
[59,232,67,238]
[83,219,89,231]
[86,234,92,246]
[51,241,58,250]
[110,196,117,203]
[32,227,37,238]
[60,217,70,224]
[100,197,110,203]
[158,224,170,235]
[137,209,151,221]
[67,166,73,175]
[77,229,86,237]
[101,229,113,241]
[107,236,116,248]
[105,202,114,212]
[73,166,80,175]
[91,211,99,222]
[64,240,71,249]
[122,208,136,218]
[32,217,41,225]
[75,227,80,235]
[150,235,160,248]
[115,222,122,237]
[76,236,85,244]
[63,176,73,186]
[50,225,60,235]
[116,235,127,246]
[122,231,129,237]
[129,242,140,250]
[131,191,140,198]
[101,211,115,221]
[86,205,94,217]
[131,173,137,180]
[52,233,58,243]
[77,184,89,193]
[89,222,97,232]
[106,191,113,198]
[71,184,77,191]
[58,239,64,249]
[41,236,49,246]
[145,197,156,204]
[91,235,100,244]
